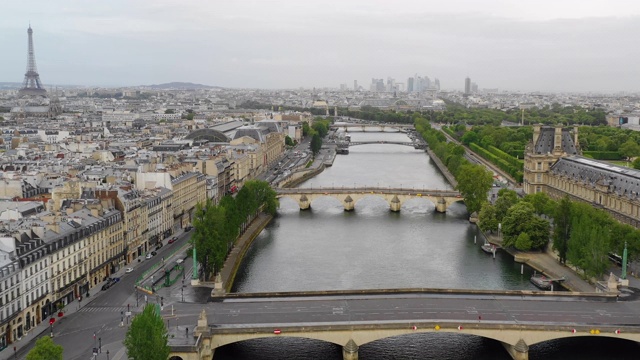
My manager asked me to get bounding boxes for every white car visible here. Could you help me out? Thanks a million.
[145,253,153,260]
[125,267,134,273]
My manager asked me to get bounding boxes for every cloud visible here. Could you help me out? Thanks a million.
[2,0,640,91]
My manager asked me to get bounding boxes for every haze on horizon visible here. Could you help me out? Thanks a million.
[3,0,640,93]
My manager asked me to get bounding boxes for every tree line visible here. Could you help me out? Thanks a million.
[479,190,640,278]
[414,115,494,215]
[303,117,332,155]
[191,180,278,280]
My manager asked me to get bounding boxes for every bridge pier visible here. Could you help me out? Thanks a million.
[502,339,529,360]
[435,197,447,213]
[343,339,359,360]
[298,195,311,210]
[343,195,355,211]
[390,195,401,212]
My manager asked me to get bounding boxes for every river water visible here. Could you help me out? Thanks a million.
[217,130,639,359]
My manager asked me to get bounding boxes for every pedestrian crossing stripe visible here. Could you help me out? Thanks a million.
[80,306,128,313]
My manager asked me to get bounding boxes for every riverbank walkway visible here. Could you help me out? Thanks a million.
[217,213,273,292]
[485,232,640,293]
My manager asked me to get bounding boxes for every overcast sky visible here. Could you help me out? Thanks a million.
[3,0,640,92]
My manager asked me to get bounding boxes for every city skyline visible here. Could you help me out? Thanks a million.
[3,0,640,92]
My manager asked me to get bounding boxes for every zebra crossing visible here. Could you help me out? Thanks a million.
[80,306,129,313]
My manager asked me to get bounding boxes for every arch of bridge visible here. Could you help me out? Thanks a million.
[210,326,640,350]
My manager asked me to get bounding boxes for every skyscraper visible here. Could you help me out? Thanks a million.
[19,25,47,97]
[464,77,471,95]
[407,77,414,92]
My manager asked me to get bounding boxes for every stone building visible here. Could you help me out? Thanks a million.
[523,125,640,228]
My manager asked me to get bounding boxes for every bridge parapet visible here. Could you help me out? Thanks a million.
[275,187,462,213]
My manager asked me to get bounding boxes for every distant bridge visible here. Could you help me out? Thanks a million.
[331,123,415,132]
[345,140,427,149]
[276,186,462,212]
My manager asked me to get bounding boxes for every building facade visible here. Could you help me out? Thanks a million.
[523,125,640,228]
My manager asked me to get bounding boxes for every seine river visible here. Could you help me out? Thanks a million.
[216,130,639,360]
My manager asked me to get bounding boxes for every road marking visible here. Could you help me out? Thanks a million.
[80,306,128,313]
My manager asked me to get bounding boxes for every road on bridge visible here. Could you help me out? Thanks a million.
[211,293,640,330]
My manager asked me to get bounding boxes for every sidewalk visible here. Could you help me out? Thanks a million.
[484,232,595,293]
[3,265,131,360]
[218,213,273,293]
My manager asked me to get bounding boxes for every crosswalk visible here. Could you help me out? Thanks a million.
[80,306,129,313]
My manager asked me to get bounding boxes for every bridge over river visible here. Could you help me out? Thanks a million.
[343,140,427,149]
[170,290,640,360]
[275,187,462,212]
[331,123,415,132]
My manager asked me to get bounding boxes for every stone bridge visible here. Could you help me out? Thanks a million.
[346,140,427,149]
[331,123,415,132]
[276,187,462,212]
[169,290,640,360]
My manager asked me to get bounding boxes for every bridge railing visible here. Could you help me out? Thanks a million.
[275,186,460,195]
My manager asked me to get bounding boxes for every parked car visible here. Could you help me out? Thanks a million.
[145,253,153,260]
[151,251,157,256]
[168,237,177,244]
[125,267,134,273]
[101,282,112,291]
[185,225,193,231]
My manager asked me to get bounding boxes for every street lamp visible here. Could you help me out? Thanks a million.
[99,337,102,353]
[107,350,110,360]
[181,287,184,302]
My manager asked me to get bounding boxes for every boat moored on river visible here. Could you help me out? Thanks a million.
[530,273,553,290]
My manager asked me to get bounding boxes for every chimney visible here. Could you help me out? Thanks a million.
[553,125,563,154]
[46,222,60,233]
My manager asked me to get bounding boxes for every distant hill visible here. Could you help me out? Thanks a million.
[144,82,219,90]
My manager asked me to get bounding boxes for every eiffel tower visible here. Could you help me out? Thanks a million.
[19,25,47,97]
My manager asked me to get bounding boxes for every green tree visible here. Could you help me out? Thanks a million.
[566,203,613,277]
[494,189,519,221]
[460,131,479,145]
[523,191,554,216]
[164,109,174,114]
[124,304,170,360]
[285,135,295,146]
[191,200,227,279]
[26,336,63,360]
[310,133,322,155]
[302,122,311,136]
[515,232,532,251]
[633,158,640,170]
[243,180,279,216]
[553,196,572,264]
[478,202,499,233]
[619,139,640,159]
[455,163,494,215]
[501,202,549,250]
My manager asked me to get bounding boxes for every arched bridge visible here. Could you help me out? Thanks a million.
[171,290,640,360]
[346,141,427,149]
[276,187,462,212]
[331,123,415,132]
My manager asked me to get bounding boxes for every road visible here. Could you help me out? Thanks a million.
[11,229,197,360]
[210,293,640,330]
